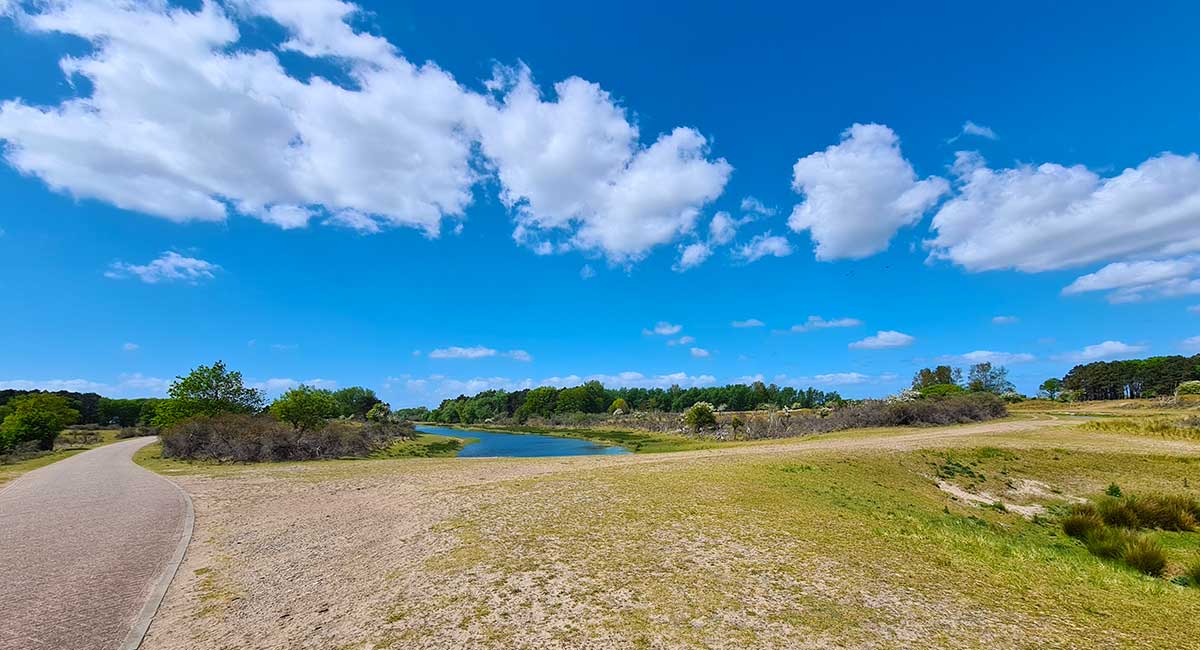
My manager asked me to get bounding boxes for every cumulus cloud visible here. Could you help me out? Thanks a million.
[926,152,1200,273]
[1052,340,1147,363]
[991,315,1019,325]
[733,232,793,263]
[1062,258,1200,303]
[788,123,948,260]
[790,316,863,333]
[105,251,219,284]
[673,242,712,271]
[849,330,915,350]
[731,319,765,328]
[643,321,683,336]
[708,211,738,246]
[0,1,731,262]
[427,346,531,361]
[690,347,710,358]
[473,66,731,262]
[0,373,169,397]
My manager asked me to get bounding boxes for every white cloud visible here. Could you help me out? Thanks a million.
[952,350,1036,365]
[121,342,139,352]
[926,152,1200,273]
[1189,305,1200,314]
[991,315,1019,325]
[1182,336,1200,353]
[0,1,731,263]
[731,319,765,328]
[788,123,948,260]
[673,242,712,271]
[105,251,219,284]
[1062,258,1200,303]
[708,211,738,246]
[0,373,169,397]
[473,66,731,262]
[1053,340,1147,363]
[505,349,533,362]
[739,196,776,217]
[427,346,531,361]
[396,370,718,404]
[579,264,596,279]
[737,372,890,387]
[251,377,338,394]
[849,330,915,350]
[428,346,496,359]
[690,347,710,358]
[666,335,695,347]
[643,321,683,336]
[790,316,863,333]
[954,121,998,141]
[733,232,793,263]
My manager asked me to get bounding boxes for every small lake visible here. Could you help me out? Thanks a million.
[415,424,631,458]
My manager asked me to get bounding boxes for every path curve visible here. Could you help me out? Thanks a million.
[0,437,192,650]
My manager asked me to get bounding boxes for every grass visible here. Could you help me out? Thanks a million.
[367,435,1200,648]
[375,433,475,458]
[0,428,125,487]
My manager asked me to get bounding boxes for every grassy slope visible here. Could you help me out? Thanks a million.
[375,425,1200,648]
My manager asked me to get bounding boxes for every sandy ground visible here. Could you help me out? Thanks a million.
[140,418,1200,650]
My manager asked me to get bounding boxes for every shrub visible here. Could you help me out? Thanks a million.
[160,413,414,462]
[683,402,717,432]
[608,398,629,414]
[1105,483,1122,497]
[1122,535,1167,576]
[1061,506,1104,540]
[1177,380,1200,397]
[0,393,80,451]
[1083,527,1135,560]
[1098,494,1198,531]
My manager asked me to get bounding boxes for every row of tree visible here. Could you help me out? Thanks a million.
[909,362,1015,396]
[1056,354,1200,401]
[428,381,845,424]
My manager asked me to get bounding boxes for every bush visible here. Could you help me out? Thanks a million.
[1083,527,1135,560]
[1061,507,1105,540]
[1122,535,1167,576]
[683,402,717,432]
[160,413,415,462]
[1098,494,1198,531]
[1105,483,1122,497]
[0,393,80,451]
[1177,380,1200,396]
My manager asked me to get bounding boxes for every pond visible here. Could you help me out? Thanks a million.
[415,424,631,458]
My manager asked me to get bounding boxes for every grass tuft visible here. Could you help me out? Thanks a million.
[1121,535,1167,576]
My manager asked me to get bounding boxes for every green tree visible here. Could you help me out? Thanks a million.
[683,401,717,432]
[154,361,265,428]
[1038,378,1064,400]
[919,383,966,398]
[332,386,381,419]
[912,365,962,389]
[608,397,629,414]
[0,393,80,451]
[270,385,341,430]
[967,363,1015,394]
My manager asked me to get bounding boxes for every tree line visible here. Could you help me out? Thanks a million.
[428,381,845,424]
[1057,354,1200,401]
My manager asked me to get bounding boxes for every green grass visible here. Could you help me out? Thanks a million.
[375,433,474,458]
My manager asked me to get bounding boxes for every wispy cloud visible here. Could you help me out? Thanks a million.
[942,350,1036,365]
[105,251,219,284]
[790,316,863,333]
[428,346,532,361]
[731,319,765,328]
[991,315,1019,325]
[643,321,683,336]
[690,347,710,358]
[121,342,139,352]
[1052,340,1147,363]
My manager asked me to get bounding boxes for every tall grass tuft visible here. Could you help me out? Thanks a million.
[1061,504,1104,540]
[1187,560,1200,588]
[1121,535,1167,576]
[1082,527,1134,560]
[1097,494,1198,531]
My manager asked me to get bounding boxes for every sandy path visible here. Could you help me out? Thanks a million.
[0,437,191,650]
[140,417,1199,649]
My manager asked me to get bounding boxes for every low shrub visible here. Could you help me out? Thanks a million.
[1061,506,1104,540]
[1097,494,1198,531]
[1082,527,1134,560]
[160,413,415,462]
[1122,535,1167,576]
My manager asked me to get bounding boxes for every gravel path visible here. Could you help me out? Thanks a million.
[0,437,191,650]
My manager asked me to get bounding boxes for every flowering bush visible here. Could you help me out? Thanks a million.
[683,402,717,432]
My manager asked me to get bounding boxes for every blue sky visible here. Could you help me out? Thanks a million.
[1,0,1199,406]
